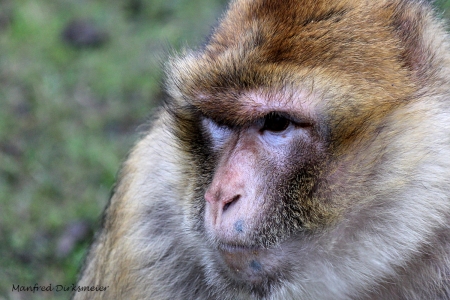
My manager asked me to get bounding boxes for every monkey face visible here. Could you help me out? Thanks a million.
[172,90,335,292]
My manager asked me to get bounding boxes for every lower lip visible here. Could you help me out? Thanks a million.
[217,244,265,273]
[218,243,261,254]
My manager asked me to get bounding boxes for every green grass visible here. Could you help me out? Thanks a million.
[0,0,449,299]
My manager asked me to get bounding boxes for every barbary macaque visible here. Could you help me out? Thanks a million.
[75,0,450,299]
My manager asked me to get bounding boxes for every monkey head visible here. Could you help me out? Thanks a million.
[162,0,440,296]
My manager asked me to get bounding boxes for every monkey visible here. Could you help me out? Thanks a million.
[74,0,450,299]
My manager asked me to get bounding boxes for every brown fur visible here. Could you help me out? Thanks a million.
[75,0,450,299]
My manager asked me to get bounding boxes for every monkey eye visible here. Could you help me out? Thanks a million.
[202,117,232,150]
[261,113,291,132]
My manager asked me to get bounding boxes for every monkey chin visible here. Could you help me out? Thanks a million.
[214,242,289,294]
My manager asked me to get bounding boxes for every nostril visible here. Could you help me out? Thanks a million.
[223,195,240,212]
[223,202,231,211]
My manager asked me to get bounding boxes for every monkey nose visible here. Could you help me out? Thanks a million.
[205,190,241,213]
[223,195,240,212]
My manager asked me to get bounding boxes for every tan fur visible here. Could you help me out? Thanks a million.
[75,0,450,299]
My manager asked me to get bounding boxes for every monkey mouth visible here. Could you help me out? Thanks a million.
[216,242,269,269]
[217,243,261,254]
[215,242,280,288]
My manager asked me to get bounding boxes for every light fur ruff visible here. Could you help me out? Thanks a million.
[75,0,450,299]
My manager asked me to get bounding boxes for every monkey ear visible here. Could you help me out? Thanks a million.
[391,2,444,82]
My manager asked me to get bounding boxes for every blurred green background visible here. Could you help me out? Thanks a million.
[0,0,449,299]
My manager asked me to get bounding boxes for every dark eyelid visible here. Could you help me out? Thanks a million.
[203,112,312,129]
[260,112,289,133]
[263,111,312,127]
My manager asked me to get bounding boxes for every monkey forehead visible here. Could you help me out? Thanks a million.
[165,0,421,113]
[243,90,317,115]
